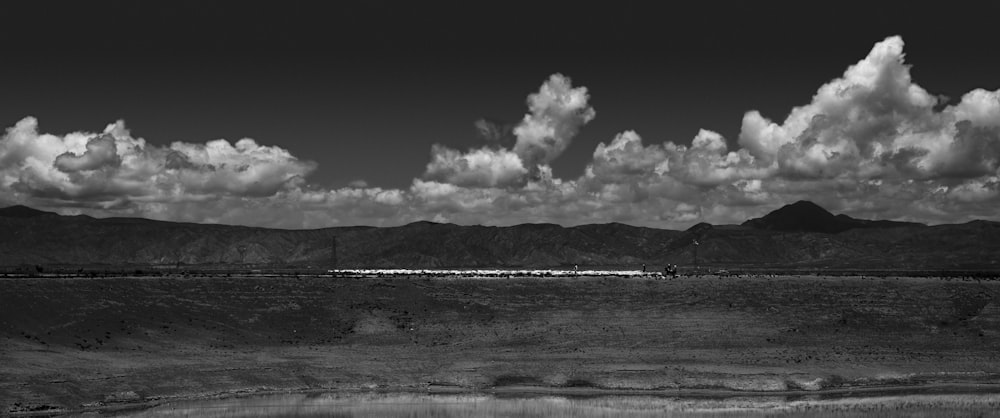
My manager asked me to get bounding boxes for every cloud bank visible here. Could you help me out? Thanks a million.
[1,118,315,213]
[1,36,998,228]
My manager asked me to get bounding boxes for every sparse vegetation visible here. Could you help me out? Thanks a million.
[2,274,999,415]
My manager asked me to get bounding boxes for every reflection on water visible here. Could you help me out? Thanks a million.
[121,392,1000,417]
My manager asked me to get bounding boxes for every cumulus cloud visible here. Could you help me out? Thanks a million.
[3,37,999,228]
[54,134,121,172]
[560,35,997,225]
[577,36,999,224]
[424,73,595,188]
[423,145,529,188]
[736,36,1000,185]
[512,73,596,167]
[715,36,999,221]
[581,131,690,204]
[590,131,670,180]
[1,117,316,206]
[163,137,316,197]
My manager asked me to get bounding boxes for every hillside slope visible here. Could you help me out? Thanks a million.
[1,202,997,269]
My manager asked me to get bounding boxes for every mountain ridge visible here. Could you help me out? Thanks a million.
[742,200,925,233]
[0,205,58,218]
[1,202,997,269]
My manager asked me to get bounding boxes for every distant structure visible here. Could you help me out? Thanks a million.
[692,239,699,270]
[664,264,678,278]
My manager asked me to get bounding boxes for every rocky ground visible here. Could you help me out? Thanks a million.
[2,275,999,415]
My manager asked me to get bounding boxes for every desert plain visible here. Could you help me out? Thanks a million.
[2,273,1000,416]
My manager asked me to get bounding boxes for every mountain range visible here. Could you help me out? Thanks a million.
[1,201,997,270]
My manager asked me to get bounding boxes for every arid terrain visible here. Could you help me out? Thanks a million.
[2,274,999,415]
[3,202,1000,270]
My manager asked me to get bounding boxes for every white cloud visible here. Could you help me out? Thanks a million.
[54,134,121,172]
[423,145,528,188]
[0,117,316,205]
[953,89,1000,127]
[590,131,669,181]
[735,35,1000,185]
[423,73,595,188]
[512,73,596,168]
[3,38,999,229]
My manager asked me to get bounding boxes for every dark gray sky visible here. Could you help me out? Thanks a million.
[4,1,997,189]
[1,1,999,228]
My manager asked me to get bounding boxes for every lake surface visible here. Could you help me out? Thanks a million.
[119,392,1000,417]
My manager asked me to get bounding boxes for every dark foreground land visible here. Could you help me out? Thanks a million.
[2,275,1000,415]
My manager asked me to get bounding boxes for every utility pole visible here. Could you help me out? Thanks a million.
[693,239,699,272]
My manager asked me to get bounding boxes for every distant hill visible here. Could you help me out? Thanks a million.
[0,205,57,218]
[1,202,997,270]
[742,200,924,233]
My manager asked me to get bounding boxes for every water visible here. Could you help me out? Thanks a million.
[118,392,1000,417]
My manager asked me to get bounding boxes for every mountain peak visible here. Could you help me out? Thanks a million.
[787,200,830,211]
[743,201,924,233]
[742,201,842,233]
[0,205,57,218]
[685,222,714,233]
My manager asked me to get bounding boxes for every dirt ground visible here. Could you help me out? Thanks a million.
[2,275,999,415]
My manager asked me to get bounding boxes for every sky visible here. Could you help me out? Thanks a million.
[1,1,999,229]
